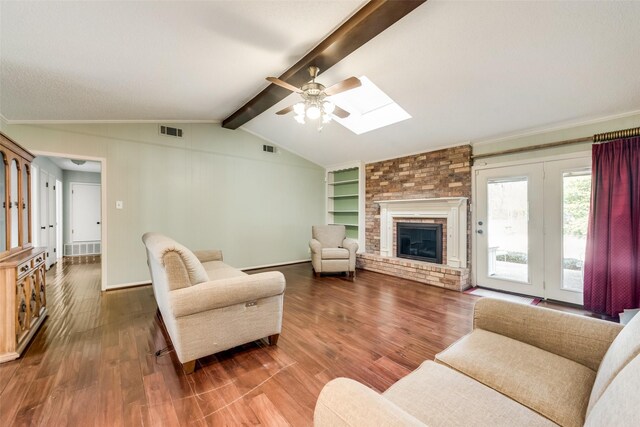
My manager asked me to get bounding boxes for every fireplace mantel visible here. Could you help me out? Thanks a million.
[375,197,468,268]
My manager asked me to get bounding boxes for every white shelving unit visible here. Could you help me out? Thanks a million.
[326,162,365,251]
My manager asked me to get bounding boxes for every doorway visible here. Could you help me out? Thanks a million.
[474,155,591,304]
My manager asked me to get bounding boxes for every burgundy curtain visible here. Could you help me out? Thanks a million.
[583,136,640,316]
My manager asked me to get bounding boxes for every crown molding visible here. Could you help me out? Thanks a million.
[472,110,640,147]
[1,119,221,125]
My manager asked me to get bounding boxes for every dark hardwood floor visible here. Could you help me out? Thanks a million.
[1,257,566,426]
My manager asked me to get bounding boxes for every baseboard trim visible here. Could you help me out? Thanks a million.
[104,281,151,291]
[241,259,311,271]
[104,259,311,290]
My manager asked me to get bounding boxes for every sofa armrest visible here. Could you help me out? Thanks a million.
[169,271,285,318]
[473,298,623,371]
[314,378,425,427]
[342,238,359,254]
[193,249,223,263]
[310,239,322,254]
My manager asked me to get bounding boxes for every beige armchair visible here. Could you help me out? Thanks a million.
[142,232,285,374]
[310,225,358,280]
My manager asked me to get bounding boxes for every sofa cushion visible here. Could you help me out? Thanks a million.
[436,329,595,427]
[312,225,345,248]
[587,312,640,414]
[383,361,555,427]
[321,247,350,259]
[142,232,208,285]
[585,354,640,427]
[202,260,247,281]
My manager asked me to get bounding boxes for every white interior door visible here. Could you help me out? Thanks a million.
[543,157,591,305]
[48,178,56,268]
[71,183,101,242]
[39,170,49,262]
[475,164,545,297]
[56,179,63,260]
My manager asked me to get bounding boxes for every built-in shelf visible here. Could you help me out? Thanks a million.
[329,194,359,199]
[329,179,359,185]
[326,165,364,243]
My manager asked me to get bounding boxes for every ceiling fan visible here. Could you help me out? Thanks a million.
[266,66,361,128]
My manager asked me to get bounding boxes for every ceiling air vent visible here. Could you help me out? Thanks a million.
[160,125,183,138]
[263,144,277,153]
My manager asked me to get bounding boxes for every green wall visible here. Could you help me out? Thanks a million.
[2,122,325,288]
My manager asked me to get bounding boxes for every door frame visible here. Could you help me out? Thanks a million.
[32,151,108,291]
[472,150,592,300]
[70,182,101,243]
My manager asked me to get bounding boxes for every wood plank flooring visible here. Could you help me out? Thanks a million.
[0,257,535,425]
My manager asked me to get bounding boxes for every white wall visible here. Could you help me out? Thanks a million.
[2,123,325,288]
[63,170,101,245]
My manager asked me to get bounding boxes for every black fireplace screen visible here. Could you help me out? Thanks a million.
[396,222,443,264]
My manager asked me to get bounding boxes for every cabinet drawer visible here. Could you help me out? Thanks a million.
[17,260,31,277]
[32,254,45,268]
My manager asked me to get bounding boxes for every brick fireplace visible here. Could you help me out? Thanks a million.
[356,145,472,291]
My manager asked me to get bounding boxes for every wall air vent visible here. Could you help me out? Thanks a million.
[263,144,277,153]
[160,125,183,138]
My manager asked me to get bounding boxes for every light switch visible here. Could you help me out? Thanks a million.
[116,200,123,209]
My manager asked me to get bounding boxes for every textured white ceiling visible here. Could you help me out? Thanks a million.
[243,0,640,166]
[2,1,640,167]
[47,156,101,173]
[0,0,364,121]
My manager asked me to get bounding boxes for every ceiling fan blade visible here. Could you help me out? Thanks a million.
[276,104,295,115]
[266,77,301,93]
[333,106,350,119]
[324,77,361,96]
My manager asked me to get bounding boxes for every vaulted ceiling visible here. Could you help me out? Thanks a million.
[2,1,640,167]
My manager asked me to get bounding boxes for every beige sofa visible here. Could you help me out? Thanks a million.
[315,298,640,426]
[142,232,286,373]
[310,225,358,279]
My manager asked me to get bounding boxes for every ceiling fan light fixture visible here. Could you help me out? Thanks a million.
[306,105,321,120]
[71,159,86,166]
[323,101,335,114]
[322,114,332,124]
[293,102,305,115]
[294,114,306,124]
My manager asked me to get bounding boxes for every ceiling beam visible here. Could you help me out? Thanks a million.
[222,0,427,130]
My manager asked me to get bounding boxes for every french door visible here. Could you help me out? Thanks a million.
[474,156,591,304]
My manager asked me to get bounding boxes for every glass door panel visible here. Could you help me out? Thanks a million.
[544,157,591,304]
[10,159,19,249]
[22,165,30,246]
[487,177,529,283]
[475,164,544,297]
[0,152,6,252]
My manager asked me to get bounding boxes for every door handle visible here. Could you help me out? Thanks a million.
[476,229,483,234]
[96,222,101,225]
[40,226,46,230]
[49,225,53,228]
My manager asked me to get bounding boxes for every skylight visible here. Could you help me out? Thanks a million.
[329,76,411,135]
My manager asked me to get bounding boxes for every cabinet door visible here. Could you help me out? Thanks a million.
[21,164,30,246]
[0,151,6,254]
[9,159,19,249]
[15,278,29,343]
[36,263,46,312]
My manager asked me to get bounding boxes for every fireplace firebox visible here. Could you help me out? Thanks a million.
[396,222,443,264]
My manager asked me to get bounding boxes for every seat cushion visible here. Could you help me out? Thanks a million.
[436,329,596,427]
[587,312,640,414]
[202,260,247,281]
[321,247,350,259]
[585,354,640,427]
[383,361,555,427]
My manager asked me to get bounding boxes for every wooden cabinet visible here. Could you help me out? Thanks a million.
[0,132,47,363]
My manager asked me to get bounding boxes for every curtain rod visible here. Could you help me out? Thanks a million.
[593,126,640,143]
[472,126,640,162]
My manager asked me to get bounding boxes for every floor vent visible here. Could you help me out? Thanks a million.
[263,144,277,153]
[64,242,101,256]
[160,125,183,138]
